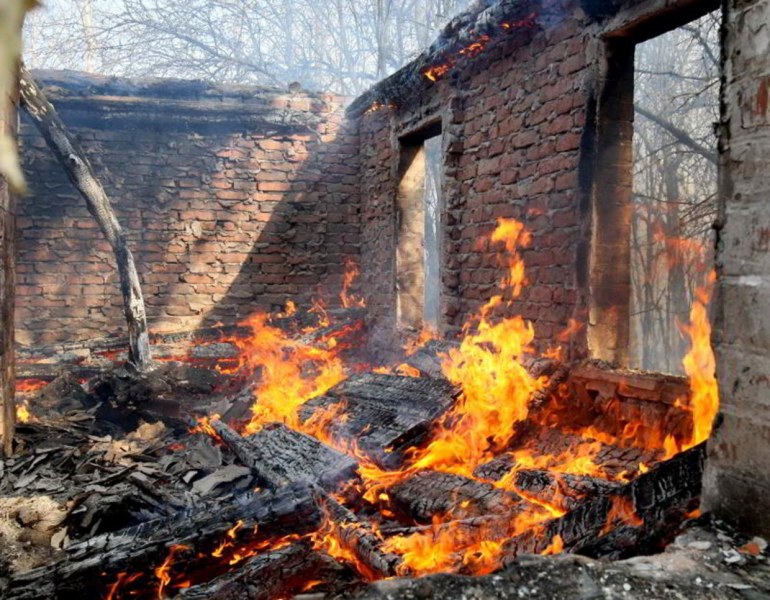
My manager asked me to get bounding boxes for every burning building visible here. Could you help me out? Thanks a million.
[0,0,769,598]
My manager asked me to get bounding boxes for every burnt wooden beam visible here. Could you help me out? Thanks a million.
[18,65,151,370]
[347,0,539,117]
[180,542,343,600]
[0,59,18,457]
[388,470,526,523]
[5,483,319,599]
[299,373,460,469]
[501,443,706,560]
[513,469,622,512]
[244,422,359,492]
[212,415,404,580]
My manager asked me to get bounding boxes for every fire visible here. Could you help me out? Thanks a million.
[154,545,188,599]
[541,534,564,555]
[601,496,643,535]
[15,378,47,393]
[680,271,718,448]
[233,312,346,435]
[16,400,34,423]
[340,258,366,309]
[422,13,537,83]
[409,219,542,474]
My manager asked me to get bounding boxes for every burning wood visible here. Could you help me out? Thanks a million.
[1,218,720,597]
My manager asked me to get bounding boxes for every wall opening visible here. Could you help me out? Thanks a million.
[589,0,721,368]
[628,11,720,374]
[396,123,443,331]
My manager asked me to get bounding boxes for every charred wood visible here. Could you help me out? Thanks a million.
[388,470,525,523]
[180,542,343,600]
[18,65,151,370]
[501,443,706,560]
[5,483,319,599]
[512,470,622,512]
[315,489,404,579]
[244,422,358,492]
[299,373,459,469]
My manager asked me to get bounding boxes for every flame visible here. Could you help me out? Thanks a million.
[541,534,564,555]
[309,507,380,581]
[680,271,718,448]
[232,312,346,435]
[422,14,536,83]
[601,496,643,536]
[340,258,366,308]
[409,219,542,475]
[15,378,47,393]
[154,545,188,599]
[190,414,222,443]
[16,400,34,423]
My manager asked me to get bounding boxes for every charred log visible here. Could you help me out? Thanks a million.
[244,422,359,492]
[388,470,525,523]
[5,483,319,599]
[501,443,706,560]
[299,373,460,468]
[18,65,151,370]
[513,470,622,512]
[180,542,343,600]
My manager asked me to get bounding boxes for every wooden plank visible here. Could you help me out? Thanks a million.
[180,543,342,600]
[244,422,359,492]
[388,470,526,523]
[513,469,622,512]
[500,443,706,561]
[299,373,460,469]
[0,58,18,457]
[474,423,659,482]
[5,483,319,599]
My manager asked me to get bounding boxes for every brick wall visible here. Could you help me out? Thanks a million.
[356,0,592,355]
[704,0,770,535]
[17,72,359,348]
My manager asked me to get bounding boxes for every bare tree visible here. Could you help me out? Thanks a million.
[629,11,720,374]
[23,0,473,95]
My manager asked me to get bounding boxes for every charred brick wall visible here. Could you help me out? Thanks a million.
[17,72,359,348]
[704,0,770,535]
[355,0,592,355]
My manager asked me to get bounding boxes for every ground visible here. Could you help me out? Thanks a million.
[337,521,770,600]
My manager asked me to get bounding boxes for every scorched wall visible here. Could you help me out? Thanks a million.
[17,72,359,348]
[353,0,593,356]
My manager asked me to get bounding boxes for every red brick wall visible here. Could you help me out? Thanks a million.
[17,73,359,348]
[357,1,592,355]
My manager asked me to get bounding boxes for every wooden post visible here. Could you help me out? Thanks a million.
[0,67,17,457]
[18,66,151,370]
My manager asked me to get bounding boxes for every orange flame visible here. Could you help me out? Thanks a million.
[680,271,718,448]
[154,545,188,599]
[340,258,366,308]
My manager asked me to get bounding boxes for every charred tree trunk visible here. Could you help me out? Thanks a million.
[0,67,17,457]
[17,65,151,370]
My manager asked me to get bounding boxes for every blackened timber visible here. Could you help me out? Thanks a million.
[0,62,18,457]
[244,422,358,491]
[210,418,286,488]
[299,373,460,469]
[389,470,525,522]
[5,483,319,600]
[180,542,342,600]
[474,423,659,481]
[214,392,385,576]
[18,65,151,370]
[316,489,405,578]
[513,470,622,512]
[500,444,706,560]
